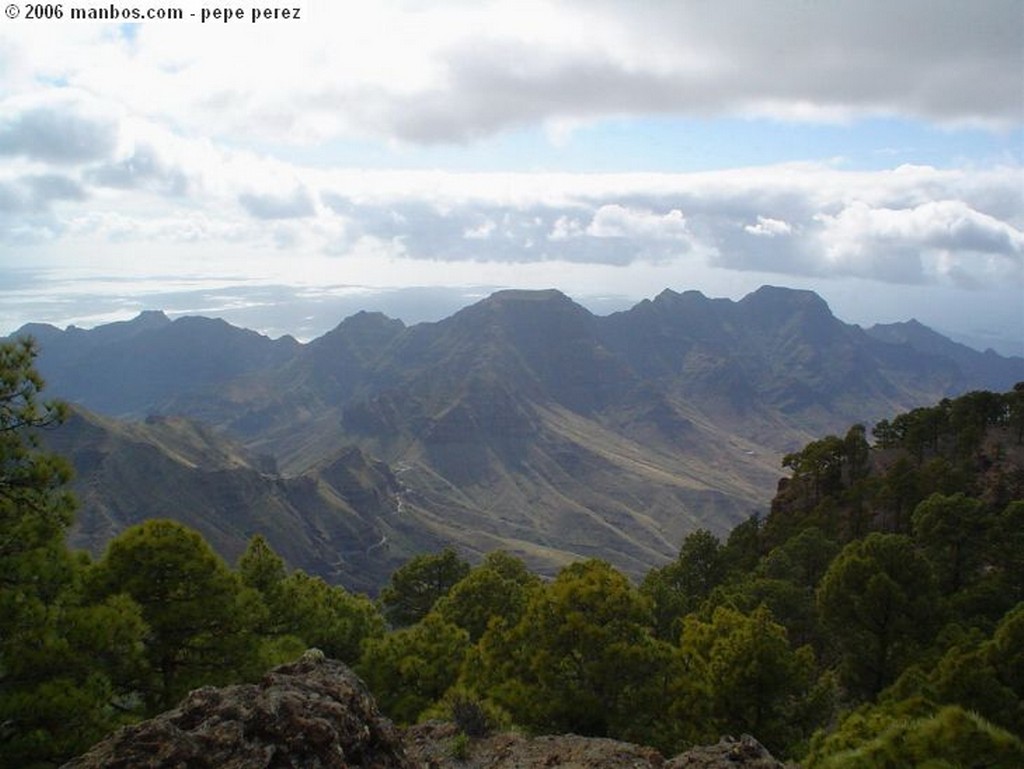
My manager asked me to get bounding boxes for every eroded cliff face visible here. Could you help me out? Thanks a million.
[62,653,786,769]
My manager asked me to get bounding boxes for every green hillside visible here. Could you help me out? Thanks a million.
[16,287,1024,594]
[3,334,1021,767]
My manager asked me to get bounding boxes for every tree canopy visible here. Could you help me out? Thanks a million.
[2,351,1021,768]
[0,340,146,768]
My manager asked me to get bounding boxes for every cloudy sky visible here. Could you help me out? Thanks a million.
[1,0,1022,353]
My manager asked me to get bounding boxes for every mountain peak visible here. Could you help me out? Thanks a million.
[649,288,715,310]
[313,311,405,357]
[135,309,172,325]
[739,285,835,323]
[96,310,172,334]
[62,310,172,344]
[654,288,681,302]
[483,288,574,306]
[321,310,405,338]
[869,320,1023,362]
[742,284,829,308]
[454,288,590,327]
[343,309,404,329]
[11,321,62,341]
[869,318,941,338]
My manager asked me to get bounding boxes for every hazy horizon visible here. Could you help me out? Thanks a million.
[5,280,1021,359]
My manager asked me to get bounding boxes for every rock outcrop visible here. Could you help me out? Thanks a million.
[404,722,786,769]
[63,653,787,769]
[664,735,786,768]
[61,651,412,769]
[404,721,666,768]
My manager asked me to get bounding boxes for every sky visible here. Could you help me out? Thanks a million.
[1,0,1022,354]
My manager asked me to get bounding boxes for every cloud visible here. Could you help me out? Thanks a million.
[320,196,696,266]
[549,215,584,241]
[745,216,793,238]
[814,199,1023,284]
[1,3,1018,357]
[340,0,1023,144]
[0,173,85,246]
[3,137,1006,291]
[0,183,26,214]
[585,205,689,240]
[575,0,1023,126]
[87,144,189,195]
[0,174,86,213]
[340,200,556,261]
[1,2,1018,150]
[0,96,118,164]
[371,43,686,144]
[0,91,1018,291]
[315,165,1023,287]
[820,200,1024,256]
[463,217,497,240]
[26,174,87,203]
[239,188,316,220]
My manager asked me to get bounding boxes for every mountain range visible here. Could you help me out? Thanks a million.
[10,286,1024,592]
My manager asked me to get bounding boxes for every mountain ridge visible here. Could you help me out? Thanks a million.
[47,406,428,594]
[12,285,1024,590]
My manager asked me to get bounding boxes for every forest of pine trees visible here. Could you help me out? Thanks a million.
[1,338,1022,767]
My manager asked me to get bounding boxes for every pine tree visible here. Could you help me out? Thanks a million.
[680,604,828,756]
[0,339,146,767]
[378,547,470,627]
[87,519,264,712]
[358,612,469,723]
[817,533,940,698]
[469,559,678,744]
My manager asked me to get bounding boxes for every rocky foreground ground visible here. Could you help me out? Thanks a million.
[61,653,787,769]
[404,721,785,769]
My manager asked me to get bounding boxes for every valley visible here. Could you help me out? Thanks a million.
[12,285,1024,592]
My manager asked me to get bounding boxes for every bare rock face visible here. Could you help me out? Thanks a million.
[61,652,412,769]
[62,652,786,769]
[403,723,786,769]
[664,735,786,769]
[404,722,665,769]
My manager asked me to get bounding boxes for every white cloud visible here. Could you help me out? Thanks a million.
[86,144,190,195]
[819,200,1024,255]
[0,99,1018,289]
[1,1,1018,149]
[0,174,85,213]
[549,215,584,241]
[745,216,793,238]
[0,0,1020,341]
[814,199,1023,284]
[585,205,689,240]
[0,90,120,164]
[239,187,316,220]
[463,218,497,240]
[0,2,1019,355]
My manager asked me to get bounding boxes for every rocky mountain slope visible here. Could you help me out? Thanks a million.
[15,286,1024,590]
[46,408,422,593]
[866,317,1024,391]
[19,311,300,416]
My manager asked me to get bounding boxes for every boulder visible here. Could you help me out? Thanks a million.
[61,651,412,769]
